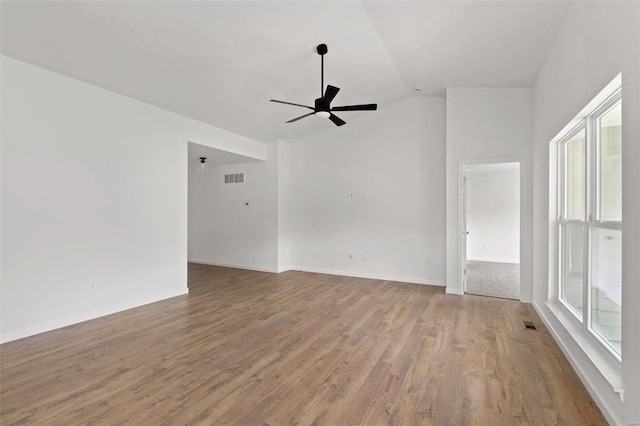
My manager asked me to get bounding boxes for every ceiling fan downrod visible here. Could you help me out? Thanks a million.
[317,43,327,98]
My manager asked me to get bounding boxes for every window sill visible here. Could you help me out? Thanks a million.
[544,300,624,402]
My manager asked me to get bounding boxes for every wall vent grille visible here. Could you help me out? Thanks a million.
[224,173,244,184]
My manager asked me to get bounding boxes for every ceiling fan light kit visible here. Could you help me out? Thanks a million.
[270,43,377,127]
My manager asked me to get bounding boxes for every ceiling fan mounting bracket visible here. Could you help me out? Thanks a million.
[316,44,328,55]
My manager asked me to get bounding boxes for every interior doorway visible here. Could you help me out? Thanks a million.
[186,142,261,291]
[462,162,520,299]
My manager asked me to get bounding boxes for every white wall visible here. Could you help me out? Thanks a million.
[290,97,446,286]
[188,142,278,272]
[0,56,265,342]
[466,167,519,263]
[445,88,532,299]
[277,140,292,272]
[532,2,640,424]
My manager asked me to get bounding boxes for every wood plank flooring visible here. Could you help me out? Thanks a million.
[1,264,606,425]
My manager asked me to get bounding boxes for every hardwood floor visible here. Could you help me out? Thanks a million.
[1,264,605,425]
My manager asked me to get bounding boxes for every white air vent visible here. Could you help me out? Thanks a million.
[224,173,245,184]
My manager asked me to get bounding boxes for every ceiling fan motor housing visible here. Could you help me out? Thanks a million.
[314,97,330,112]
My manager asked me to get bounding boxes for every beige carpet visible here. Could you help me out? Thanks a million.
[466,260,520,299]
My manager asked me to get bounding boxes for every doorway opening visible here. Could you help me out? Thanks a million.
[462,162,520,299]
[186,142,261,291]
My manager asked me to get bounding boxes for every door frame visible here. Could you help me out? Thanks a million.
[457,157,528,301]
[461,174,468,292]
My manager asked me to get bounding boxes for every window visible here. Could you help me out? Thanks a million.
[557,90,622,358]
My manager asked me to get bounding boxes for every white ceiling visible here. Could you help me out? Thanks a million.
[1,1,570,144]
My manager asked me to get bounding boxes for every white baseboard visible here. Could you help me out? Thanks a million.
[445,286,463,295]
[189,260,445,288]
[290,265,445,287]
[188,259,279,273]
[0,288,188,344]
[532,300,621,426]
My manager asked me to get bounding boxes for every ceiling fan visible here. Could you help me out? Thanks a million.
[270,44,377,127]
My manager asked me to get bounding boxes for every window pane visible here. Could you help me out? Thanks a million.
[560,223,584,319]
[599,102,622,221]
[590,227,622,355]
[565,129,586,220]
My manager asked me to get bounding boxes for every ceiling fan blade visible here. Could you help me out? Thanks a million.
[270,99,314,110]
[329,113,346,127]
[331,104,378,112]
[286,112,315,123]
[323,85,340,104]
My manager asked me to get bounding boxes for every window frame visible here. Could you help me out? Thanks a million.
[592,91,622,225]
[557,121,587,322]
[556,90,622,360]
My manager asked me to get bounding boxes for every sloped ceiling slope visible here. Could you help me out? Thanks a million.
[1,1,569,143]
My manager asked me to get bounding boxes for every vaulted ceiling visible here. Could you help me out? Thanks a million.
[1,1,570,144]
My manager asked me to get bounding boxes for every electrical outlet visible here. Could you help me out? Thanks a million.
[483,244,488,250]
[90,281,96,290]
[347,254,354,260]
